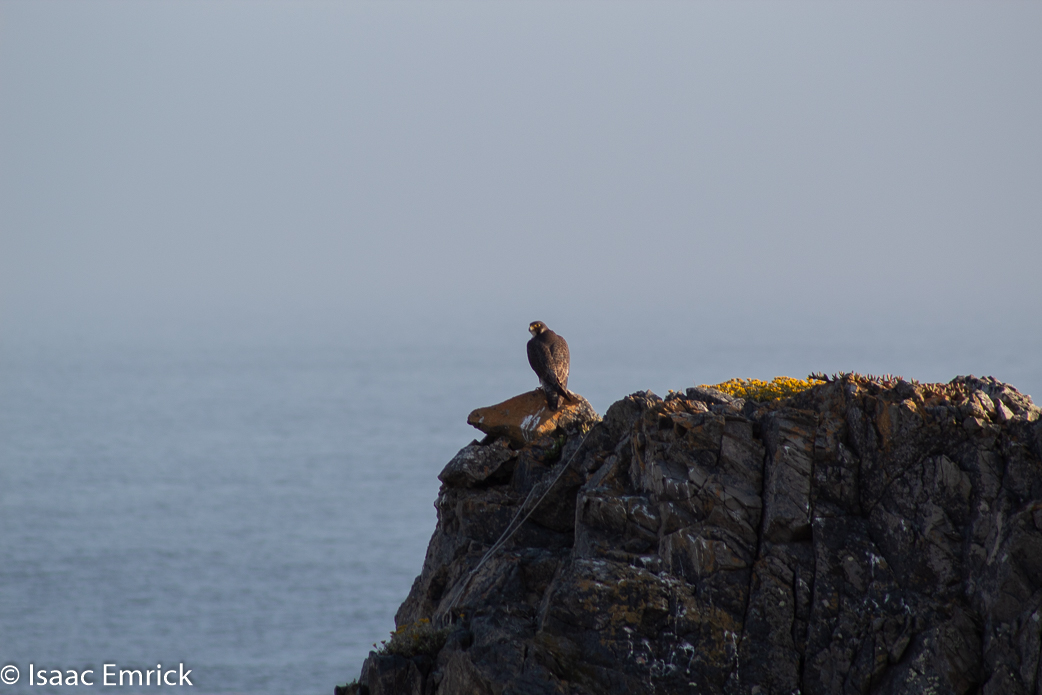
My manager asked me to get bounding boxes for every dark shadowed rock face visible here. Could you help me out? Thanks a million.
[347,376,1042,695]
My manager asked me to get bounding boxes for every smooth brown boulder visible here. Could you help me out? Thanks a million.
[466,389,599,445]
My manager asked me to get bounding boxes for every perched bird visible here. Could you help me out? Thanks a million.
[527,321,574,411]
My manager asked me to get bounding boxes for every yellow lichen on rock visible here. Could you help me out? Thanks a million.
[699,376,825,401]
[376,618,449,658]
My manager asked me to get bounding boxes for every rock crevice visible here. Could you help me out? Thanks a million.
[347,375,1042,695]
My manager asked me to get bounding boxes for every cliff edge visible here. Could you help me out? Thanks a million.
[344,375,1042,695]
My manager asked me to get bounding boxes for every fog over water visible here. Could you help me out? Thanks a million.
[3,2,1040,353]
[1,2,1040,693]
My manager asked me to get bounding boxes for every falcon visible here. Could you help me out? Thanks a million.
[527,321,574,411]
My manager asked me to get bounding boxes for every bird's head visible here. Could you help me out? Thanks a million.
[529,321,547,336]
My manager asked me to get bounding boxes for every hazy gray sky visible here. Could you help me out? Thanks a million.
[2,1,1040,351]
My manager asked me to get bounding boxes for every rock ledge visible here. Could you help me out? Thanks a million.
[467,390,599,446]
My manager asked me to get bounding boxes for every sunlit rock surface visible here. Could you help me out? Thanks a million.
[345,375,1042,695]
[467,389,599,446]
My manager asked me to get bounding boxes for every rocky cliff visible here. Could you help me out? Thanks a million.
[344,375,1042,695]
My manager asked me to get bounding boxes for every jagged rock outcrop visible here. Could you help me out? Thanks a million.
[345,375,1042,695]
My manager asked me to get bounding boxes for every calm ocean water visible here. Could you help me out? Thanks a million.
[1,334,1038,694]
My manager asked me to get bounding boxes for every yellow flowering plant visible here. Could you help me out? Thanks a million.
[699,376,824,401]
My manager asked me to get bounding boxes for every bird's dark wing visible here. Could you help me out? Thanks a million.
[527,337,554,385]
[546,335,570,392]
[529,336,565,389]
[529,331,574,408]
